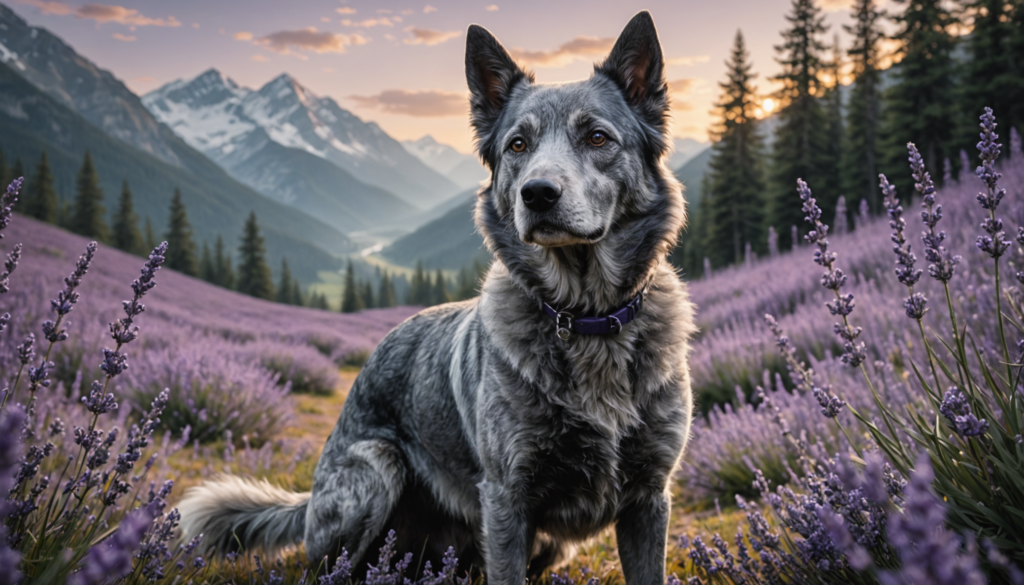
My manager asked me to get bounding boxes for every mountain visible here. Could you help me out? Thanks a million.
[0,59,350,282]
[667,137,708,170]
[0,4,186,167]
[379,192,490,270]
[675,145,712,203]
[401,135,487,190]
[143,70,461,210]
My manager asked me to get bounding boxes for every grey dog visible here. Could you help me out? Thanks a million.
[178,11,695,584]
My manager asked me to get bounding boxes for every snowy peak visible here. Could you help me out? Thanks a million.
[402,135,486,190]
[143,69,461,209]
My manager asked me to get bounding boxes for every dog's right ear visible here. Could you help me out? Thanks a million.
[466,25,531,158]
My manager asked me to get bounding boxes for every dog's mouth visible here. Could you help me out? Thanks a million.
[523,221,606,247]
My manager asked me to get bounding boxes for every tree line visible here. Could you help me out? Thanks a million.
[673,0,1024,276]
[339,259,486,313]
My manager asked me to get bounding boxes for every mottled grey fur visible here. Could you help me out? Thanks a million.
[177,11,695,584]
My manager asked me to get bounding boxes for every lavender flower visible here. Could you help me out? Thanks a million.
[943,158,953,183]
[71,507,155,585]
[768,226,779,258]
[764,314,846,418]
[1017,227,1023,285]
[0,243,21,294]
[364,530,412,585]
[910,143,960,282]
[833,195,848,235]
[798,179,867,367]
[881,174,927,320]
[0,178,23,239]
[938,387,989,438]
[1012,126,1023,157]
[881,454,985,585]
[319,550,352,585]
[975,108,1010,259]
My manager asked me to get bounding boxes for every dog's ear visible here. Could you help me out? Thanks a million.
[597,11,669,133]
[466,24,531,159]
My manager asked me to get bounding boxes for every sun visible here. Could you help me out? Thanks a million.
[762,98,776,114]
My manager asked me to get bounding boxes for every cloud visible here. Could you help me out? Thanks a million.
[111,32,135,41]
[233,31,253,41]
[423,5,437,13]
[336,6,357,14]
[509,36,614,68]
[403,27,459,45]
[666,55,710,67]
[486,4,499,10]
[667,78,705,111]
[254,27,368,55]
[377,8,392,14]
[817,0,853,10]
[348,88,466,117]
[320,16,331,22]
[251,54,269,62]
[191,22,199,28]
[14,0,181,26]
[341,17,394,27]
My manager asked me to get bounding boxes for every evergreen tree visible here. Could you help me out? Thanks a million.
[276,259,294,305]
[341,262,364,313]
[200,242,216,284]
[767,0,834,251]
[236,212,275,300]
[164,189,199,276]
[842,0,885,212]
[704,30,768,268]
[311,292,330,310]
[959,0,1016,149]
[143,217,158,253]
[111,180,145,255]
[70,152,109,242]
[361,280,375,310]
[0,150,9,188]
[24,151,58,224]
[407,261,428,305]
[880,0,958,194]
[432,268,450,306]
[213,236,235,290]
[823,36,845,197]
[377,270,397,308]
[291,280,304,307]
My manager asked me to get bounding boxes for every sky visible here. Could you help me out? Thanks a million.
[7,0,884,154]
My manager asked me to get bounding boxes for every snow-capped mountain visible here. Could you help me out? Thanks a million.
[401,135,487,190]
[0,4,185,167]
[143,70,461,210]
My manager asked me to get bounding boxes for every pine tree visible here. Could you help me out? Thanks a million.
[407,261,428,305]
[0,150,9,188]
[341,262,364,313]
[276,259,294,304]
[377,271,397,308]
[200,242,216,284]
[311,292,329,310]
[111,180,145,255]
[704,30,768,268]
[291,280,304,307]
[767,0,834,251]
[959,0,1016,149]
[214,236,236,290]
[24,151,58,224]
[236,212,275,300]
[361,280,375,310]
[164,189,199,276]
[842,0,885,212]
[823,36,845,197]
[143,217,158,253]
[70,152,109,242]
[880,0,958,194]
[432,268,450,306]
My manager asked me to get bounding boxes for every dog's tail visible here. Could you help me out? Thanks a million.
[177,475,310,554]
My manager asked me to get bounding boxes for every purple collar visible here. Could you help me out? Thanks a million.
[542,289,647,340]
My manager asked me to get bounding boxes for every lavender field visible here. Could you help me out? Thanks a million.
[0,128,1023,582]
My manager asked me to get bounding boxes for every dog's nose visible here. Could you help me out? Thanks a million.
[520,179,562,213]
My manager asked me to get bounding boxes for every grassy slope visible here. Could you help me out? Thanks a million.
[0,61,352,282]
[379,191,491,270]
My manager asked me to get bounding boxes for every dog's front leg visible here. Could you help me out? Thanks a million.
[616,490,671,585]
[479,480,531,585]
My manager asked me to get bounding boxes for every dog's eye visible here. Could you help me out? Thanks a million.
[589,131,608,147]
[509,138,527,153]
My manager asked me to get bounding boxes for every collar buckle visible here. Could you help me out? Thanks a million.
[607,315,622,335]
[556,311,574,341]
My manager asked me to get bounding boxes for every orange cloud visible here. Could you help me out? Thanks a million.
[423,5,437,13]
[14,0,181,26]
[233,31,253,41]
[342,18,394,27]
[336,6,357,14]
[510,36,615,68]
[111,32,135,41]
[667,55,711,67]
[486,4,499,10]
[251,54,269,62]
[255,27,367,55]
[348,88,467,117]
[403,27,459,46]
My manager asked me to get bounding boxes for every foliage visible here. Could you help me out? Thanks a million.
[236,212,274,301]
[341,261,364,313]
[22,152,57,225]
[111,180,146,257]
[164,189,198,277]
[70,151,109,243]
[704,30,767,268]
[841,0,885,213]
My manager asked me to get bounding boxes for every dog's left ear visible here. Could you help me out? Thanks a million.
[466,24,533,162]
[597,11,669,133]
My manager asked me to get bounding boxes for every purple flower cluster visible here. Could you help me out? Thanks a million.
[880,175,926,320]
[0,177,23,239]
[938,387,989,438]
[909,143,960,283]
[974,108,1011,259]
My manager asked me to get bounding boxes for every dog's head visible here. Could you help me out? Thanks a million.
[466,11,676,249]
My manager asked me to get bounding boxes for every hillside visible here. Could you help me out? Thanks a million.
[380,192,490,270]
[0,60,351,282]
